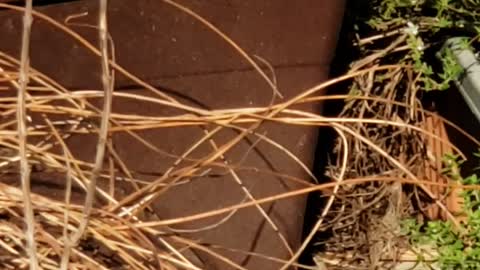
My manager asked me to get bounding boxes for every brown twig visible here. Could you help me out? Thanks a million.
[17,0,39,269]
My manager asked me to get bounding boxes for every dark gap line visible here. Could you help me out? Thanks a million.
[59,61,329,91]
[1,0,82,8]
[134,61,329,82]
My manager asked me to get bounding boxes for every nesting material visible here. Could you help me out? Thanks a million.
[315,46,467,270]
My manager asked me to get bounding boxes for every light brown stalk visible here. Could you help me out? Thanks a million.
[17,0,38,268]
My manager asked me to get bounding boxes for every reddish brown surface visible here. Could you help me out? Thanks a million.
[0,0,345,269]
[423,114,464,221]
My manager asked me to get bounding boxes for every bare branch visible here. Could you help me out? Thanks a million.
[17,0,39,269]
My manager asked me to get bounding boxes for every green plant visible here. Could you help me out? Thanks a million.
[402,155,480,269]
[360,0,479,91]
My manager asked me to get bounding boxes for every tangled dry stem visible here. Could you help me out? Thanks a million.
[315,32,471,269]
[0,1,476,270]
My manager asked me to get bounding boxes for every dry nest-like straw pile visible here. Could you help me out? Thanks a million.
[315,33,479,269]
[0,1,478,270]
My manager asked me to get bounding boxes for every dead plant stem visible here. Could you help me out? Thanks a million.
[18,0,39,268]
[68,0,113,249]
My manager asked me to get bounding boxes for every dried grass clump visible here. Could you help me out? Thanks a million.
[0,182,186,270]
[314,33,475,270]
[0,1,350,269]
[0,1,476,270]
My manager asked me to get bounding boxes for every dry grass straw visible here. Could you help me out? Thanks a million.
[16,0,37,269]
[314,33,477,269]
[0,1,477,269]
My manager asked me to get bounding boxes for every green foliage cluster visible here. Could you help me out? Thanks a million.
[359,0,480,90]
[402,153,480,269]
